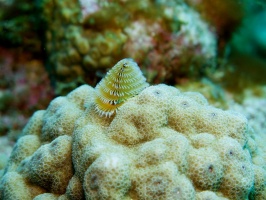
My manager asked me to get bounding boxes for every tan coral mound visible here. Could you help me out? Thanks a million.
[0,84,265,200]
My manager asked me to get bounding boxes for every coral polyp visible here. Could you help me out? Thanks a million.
[94,58,148,117]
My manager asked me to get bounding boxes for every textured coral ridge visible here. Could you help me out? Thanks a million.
[0,84,265,200]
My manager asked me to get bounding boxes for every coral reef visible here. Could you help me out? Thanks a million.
[175,78,228,109]
[230,98,266,167]
[0,0,266,198]
[229,97,266,200]
[38,0,217,94]
[0,0,42,52]
[38,0,87,95]
[231,98,266,136]
[0,48,54,139]
[0,136,14,178]
[0,59,265,199]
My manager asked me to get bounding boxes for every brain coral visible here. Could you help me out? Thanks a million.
[0,62,266,200]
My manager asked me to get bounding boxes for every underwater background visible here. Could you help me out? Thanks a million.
[0,0,266,199]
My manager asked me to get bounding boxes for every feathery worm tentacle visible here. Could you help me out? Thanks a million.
[94,58,149,117]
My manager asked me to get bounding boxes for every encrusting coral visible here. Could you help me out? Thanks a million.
[0,59,266,200]
[37,0,217,94]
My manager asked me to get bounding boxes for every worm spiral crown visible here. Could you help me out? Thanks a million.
[94,58,149,117]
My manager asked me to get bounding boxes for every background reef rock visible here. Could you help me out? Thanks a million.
[39,0,217,94]
[0,84,265,199]
[1,0,265,98]
[1,0,265,97]
[0,0,43,52]
[0,48,54,139]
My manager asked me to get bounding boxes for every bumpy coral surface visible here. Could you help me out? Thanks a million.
[230,97,266,172]
[40,0,216,94]
[231,98,266,136]
[0,82,265,200]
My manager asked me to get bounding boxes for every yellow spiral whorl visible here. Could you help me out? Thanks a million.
[94,58,149,117]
